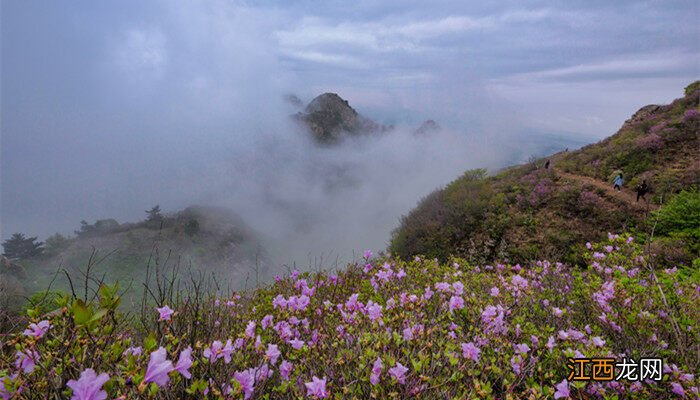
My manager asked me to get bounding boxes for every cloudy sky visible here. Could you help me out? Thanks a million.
[1,1,698,265]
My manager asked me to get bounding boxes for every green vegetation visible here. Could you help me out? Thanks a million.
[391,82,699,265]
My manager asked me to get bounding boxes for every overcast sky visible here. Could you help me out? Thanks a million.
[1,1,698,264]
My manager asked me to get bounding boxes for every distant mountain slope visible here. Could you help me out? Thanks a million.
[390,82,699,265]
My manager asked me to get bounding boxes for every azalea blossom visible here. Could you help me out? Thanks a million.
[370,357,382,385]
[279,360,293,381]
[203,339,234,364]
[156,305,174,321]
[245,321,257,338]
[234,369,255,400]
[14,350,39,373]
[366,301,383,322]
[266,344,281,365]
[144,347,174,387]
[461,342,481,362]
[261,314,274,329]
[389,362,408,384]
[175,347,193,379]
[490,287,499,297]
[289,338,305,350]
[554,379,570,399]
[305,376,328,398]
[66,368,110,400]
[23,320,51,338]
[448,295,464,313]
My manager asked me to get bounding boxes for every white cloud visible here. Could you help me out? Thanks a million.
[502,51,699,82]
[113,28,167,78]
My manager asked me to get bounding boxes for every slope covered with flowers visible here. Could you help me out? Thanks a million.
[1,234,698,399]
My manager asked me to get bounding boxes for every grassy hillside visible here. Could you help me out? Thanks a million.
[1,234,697,398]
[390,82,699,266]
[9,206,266,309]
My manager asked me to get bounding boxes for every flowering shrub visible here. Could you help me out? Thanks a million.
[1,236,698,398]
[636,133,665,151]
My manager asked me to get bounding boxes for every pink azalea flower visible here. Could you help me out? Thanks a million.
[289,338,305,350]
[553,307,563,317]
[554,379,570,399]
[363,250,373,259]
[461,342,481,362]
[370,357,382,385]
[670,382,685,397]
[272,295,287,309]
[66,368,110,400]
[234,369,255,400]
[515,343,530,354]
[591,337,605,347]
[261,315,274,329]
[490,287,499,297]
[449,296,464,313]
[245,321,257,338]
[144,347,174,387]
[266,344,281,365]
[14,350,39,373]
[452,281,464,295]
[389,362,408,384]
[174,347,193,379]
[23,320,50,338]
[435,282,451,292]
[156,305,174,321]
[366,301,383,322]
[403,327,414,341]
[279,360,293,381]
[305,376,328,398]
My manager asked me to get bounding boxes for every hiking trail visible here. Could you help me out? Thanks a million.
[555,170,659,212]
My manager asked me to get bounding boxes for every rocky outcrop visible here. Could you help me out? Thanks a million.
[294,93,391,144]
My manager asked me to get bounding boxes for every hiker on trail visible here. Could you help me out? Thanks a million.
[636,180,649,202]
[545,160,551,169]
[613,174,624,191]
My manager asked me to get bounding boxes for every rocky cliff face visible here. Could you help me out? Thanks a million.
[294,93,390,144]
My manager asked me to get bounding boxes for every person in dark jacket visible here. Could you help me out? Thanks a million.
[635,180,649,202]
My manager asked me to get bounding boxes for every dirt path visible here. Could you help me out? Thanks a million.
[556,170,659,212]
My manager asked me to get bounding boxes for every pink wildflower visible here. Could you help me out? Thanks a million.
[66,369,110,400]
[280,360,293,381]
[23,320,50,338]
[554,379,570,399]
[305,376,328,398]
[266,344,281,365]
[461,342,480,362]
[234,369,255,400]
[144,347,174,387]
[289,338,305,350]
[448,295,464,313]
[370,358,382,385]
[14,350,38,373]
[175,347,193,379]
[389,362,408,384]
[156,305,174,321]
